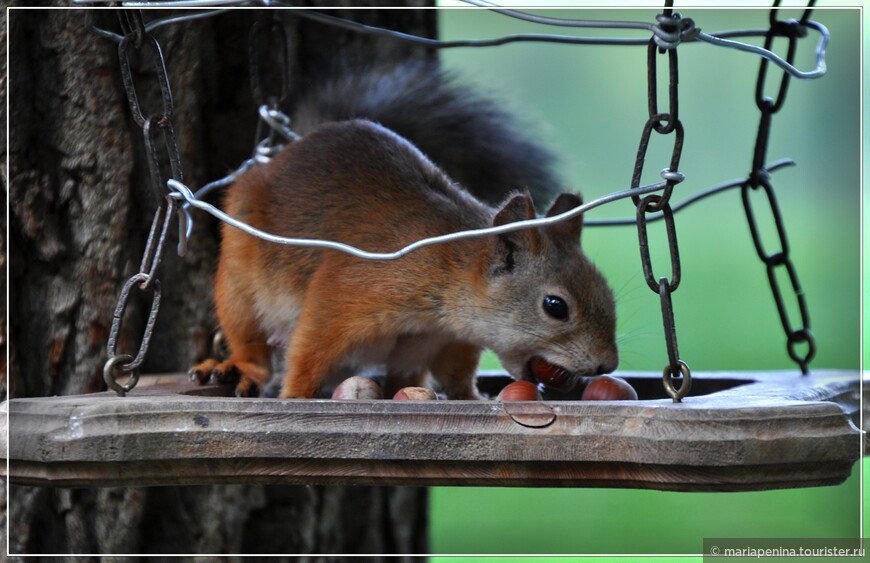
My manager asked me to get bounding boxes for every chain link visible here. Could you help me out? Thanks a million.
[106,273,163,372]
[177,14,297,282]
[83,4,826,397]
[636,194,681,293]
[248,13,292,162]
[101,9,185,396]
[631,12,691,402]
[138,196,177,291]
[630,116,684,208]
[80,1,830,84]
[742,1,817,375]
[143,115,184,202]
[118,35,173,127]
[646,39,679,134]
[756,1,815,112]
[249,12,289,109]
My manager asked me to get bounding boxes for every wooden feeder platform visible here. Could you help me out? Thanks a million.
[0,370,862,492]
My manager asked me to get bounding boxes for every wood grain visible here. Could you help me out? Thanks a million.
[1,370,861,491]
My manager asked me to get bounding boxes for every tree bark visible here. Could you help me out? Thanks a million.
[5,3,433,556]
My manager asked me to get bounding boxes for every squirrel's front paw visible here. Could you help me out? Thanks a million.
[189,359,219,385]
[188,358,264,397]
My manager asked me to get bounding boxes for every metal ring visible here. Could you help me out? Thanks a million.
[660,168,685,184]
[639,192,666,213]
[103,354,139,397]
[787,328,816,374]
[662,360,692,402]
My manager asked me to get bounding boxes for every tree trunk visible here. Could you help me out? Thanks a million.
[5,3,433,556]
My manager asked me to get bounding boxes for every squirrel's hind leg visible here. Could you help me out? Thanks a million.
[383,369,429,399]
[278,307,356,399]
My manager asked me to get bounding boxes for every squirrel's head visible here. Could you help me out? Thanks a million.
[476,191,618,392]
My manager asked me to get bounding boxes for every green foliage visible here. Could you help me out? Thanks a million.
[431,7,862,555]
[431,471,859,554]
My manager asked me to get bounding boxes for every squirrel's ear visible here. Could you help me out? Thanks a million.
[491,193,540,271]
[493,192,537,226]
[545,192,584,240]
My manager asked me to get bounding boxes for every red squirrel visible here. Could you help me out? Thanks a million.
[191,65,618,398]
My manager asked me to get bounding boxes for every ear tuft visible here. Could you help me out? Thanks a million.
[493,192,536,227]
[545,192,584,240]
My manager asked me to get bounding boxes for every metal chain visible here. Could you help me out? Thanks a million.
[78,1,831,83]
[204,12,294,357]
[82,4,827,397]
[631,9,692,403]
[249,12,289,109]
[742,0,816,375]
[102,10,184,396]
[248,12,293,162]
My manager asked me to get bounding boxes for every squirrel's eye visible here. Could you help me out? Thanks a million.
[542,295,569,321]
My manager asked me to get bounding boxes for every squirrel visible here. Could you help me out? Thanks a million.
[190,64,619,399]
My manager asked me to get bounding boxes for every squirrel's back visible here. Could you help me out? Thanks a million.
[234,119,492,250]
[191,63,620,400]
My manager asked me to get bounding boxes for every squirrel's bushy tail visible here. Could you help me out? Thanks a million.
[290,63,560,207]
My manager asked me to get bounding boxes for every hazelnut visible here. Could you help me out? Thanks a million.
[497,380,543,401]
[331,376,384,400]
[528,356,571,389]
[581,375,638,401]
[393,387,438,400]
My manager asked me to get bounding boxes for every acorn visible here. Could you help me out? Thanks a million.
[392,387,438,400]
[581,375,638,401]
[331,376,384,400]
[497,380,543,401]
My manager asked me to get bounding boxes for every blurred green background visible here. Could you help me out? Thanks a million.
[429,5,862,556]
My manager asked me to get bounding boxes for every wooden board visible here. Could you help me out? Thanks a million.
[0,370,861,491]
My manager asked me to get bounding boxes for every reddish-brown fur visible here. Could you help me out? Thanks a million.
[192,119,618,398]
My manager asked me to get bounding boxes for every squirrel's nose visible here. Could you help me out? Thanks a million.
[596,351,619,375]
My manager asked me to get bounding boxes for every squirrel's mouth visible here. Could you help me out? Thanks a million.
[526,356,577,392]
